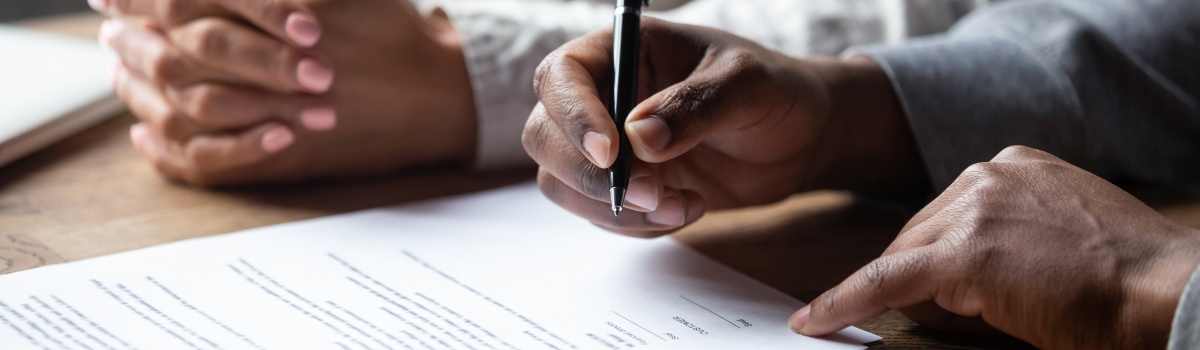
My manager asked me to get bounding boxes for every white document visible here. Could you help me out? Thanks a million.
[0,183,879,349]
[0,25,124,167]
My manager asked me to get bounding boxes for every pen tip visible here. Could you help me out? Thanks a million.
[612,206,622,216]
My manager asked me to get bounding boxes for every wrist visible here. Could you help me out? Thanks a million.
[806,55,928,194]
[1122,228,1200,348]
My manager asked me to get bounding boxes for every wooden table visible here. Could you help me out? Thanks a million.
[5,12,1199,350]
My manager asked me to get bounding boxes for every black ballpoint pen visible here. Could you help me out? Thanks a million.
[609,0,648,216]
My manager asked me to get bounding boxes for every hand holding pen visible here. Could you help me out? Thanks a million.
[523,17,920,237]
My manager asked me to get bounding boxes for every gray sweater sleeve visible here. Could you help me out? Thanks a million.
[858,0,1200,189]
[1170,263,1200,349]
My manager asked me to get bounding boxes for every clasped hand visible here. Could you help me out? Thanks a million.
[95,0,476,186]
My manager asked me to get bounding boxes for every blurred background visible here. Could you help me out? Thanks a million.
[0,0,89,22]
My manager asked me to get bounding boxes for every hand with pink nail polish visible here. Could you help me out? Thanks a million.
[101,0,477,186]
[522,19,928,237]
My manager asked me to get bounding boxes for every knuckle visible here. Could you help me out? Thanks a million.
[862,258,894,292]
[265,49,299,82]
[656,83,716,131]
[575,159,608,200]
[813,287,842,316]
[961,162,1001,181]
[183,19,231,58]
[521,109,551,162]
[533,52,566,98]
[249,0,288,27]
[157,112,192,141]
[722,48,768,78]
[157,0,194,25]
[178,85,223,124]
[182,145,215,179]
[998,145,1036,158]
[147,48,188,84]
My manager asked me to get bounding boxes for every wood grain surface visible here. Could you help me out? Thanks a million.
[4,12,1198,350]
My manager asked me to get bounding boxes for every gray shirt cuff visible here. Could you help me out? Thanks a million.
[1169,263,1200,349]
[860,34,1085,189]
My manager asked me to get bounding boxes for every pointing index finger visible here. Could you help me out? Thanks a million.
[793,250,939,336]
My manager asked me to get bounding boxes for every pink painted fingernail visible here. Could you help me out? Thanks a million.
[285,12,321,47]
[647,195,685,227]
[627,116,671,154]
[625,176,659,211]
[300,106,337,131]
[88,0,108,12]
[789,306,811,334]
[582,131,612,167]
[297,58,334,92]
[261,126,295,153]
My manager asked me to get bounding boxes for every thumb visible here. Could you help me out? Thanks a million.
[624,51,773,163]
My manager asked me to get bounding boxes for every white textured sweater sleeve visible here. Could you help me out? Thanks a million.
[439,0,973,169]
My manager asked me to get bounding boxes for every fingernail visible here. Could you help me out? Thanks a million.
[300,106,337,131]
[88,0,108,12]
[582,131,612,167]
[647,195,684,227]
[627,117,671,154]
[285,12,321,47]
[297,58,334,92]
[625,176,659,211]
[789,306,811,334]
[261,126,295,153]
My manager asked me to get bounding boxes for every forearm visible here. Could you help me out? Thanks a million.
[801,55,928,194]
[855,0,1200,190]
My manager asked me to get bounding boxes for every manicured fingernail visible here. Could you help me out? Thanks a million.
[582,131,612,167]
[285,12,321,47]
[261,126,294,153]
[647,195,684,227]
[88,0,108,12]
[297,58,334,92]
[300,106,337,131]
[789,306,811,334]
[625,176,658,211]
[627,117,671,154]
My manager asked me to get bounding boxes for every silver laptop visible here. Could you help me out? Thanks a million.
[0,25,124,167]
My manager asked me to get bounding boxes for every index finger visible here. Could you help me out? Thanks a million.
[790,250,938,336]
[531,29,620,169]
[94,0,321,47]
